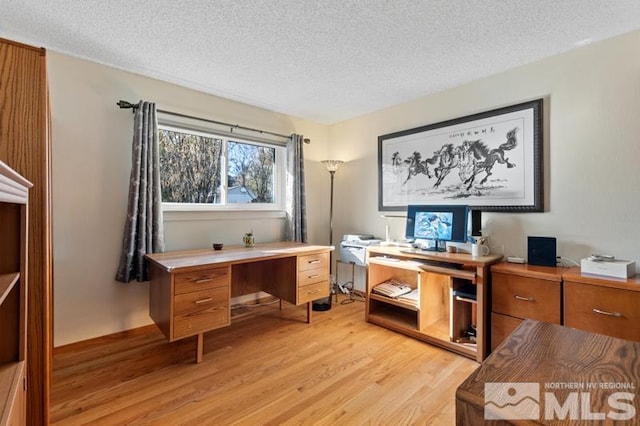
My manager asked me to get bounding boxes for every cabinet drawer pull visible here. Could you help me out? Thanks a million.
[194,298,213,305]
[592,308,623,317]
[308,259,321,264]
[308,274,320,279]
[514,295,534,302]
[195,278,214,284]
[307,289,320,295]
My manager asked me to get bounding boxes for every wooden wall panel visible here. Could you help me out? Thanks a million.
[0,37,52,426]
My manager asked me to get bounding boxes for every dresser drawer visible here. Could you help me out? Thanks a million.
[173,286,230,338]
[298,267,329,287]
[298,253,329,272]
[492,272,561,323]
[491,312,524,352]
[564,281,640,342]
[174,267,229,295]
[298,280,329,304]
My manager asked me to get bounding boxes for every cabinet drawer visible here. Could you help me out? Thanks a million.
[173,286,230,338]
[298,253,328,272]
[564,281,640,342]
[491,312,523,352]
[492,272,561,323]
[298,280,329,304]
[174,267,229,295]
[298,267,329,287]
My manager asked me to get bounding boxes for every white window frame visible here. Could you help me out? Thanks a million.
[158,120,286,213]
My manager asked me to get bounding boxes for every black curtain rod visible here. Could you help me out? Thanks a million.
[116,100,310,143]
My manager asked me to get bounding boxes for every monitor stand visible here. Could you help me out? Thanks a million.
[416,239,446,252]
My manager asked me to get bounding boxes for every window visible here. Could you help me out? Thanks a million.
[158,125,285,210]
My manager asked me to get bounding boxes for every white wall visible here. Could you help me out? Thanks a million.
[49,52,330,346]
[51,28,640,346]
[328,30,640,267]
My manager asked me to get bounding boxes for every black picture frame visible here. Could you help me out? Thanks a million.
[378,99,543,212]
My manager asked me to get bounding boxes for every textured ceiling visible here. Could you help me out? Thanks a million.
[2,1,640,124]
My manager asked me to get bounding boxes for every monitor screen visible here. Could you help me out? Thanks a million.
[405,204,469,247]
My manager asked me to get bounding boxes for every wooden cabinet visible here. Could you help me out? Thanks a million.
[563,268,640,342]
[297,253,330,304]
[490,263,564,351]
[366,246,501,362]
[0,37,52,425]
[0,161,32,425]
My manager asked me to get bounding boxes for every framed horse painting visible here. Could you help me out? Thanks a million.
[378,99,543,212]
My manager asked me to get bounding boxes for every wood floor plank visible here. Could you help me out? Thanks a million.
[51,298,477,425]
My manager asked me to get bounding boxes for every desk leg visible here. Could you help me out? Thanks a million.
[307,302,312,323]
[196,333,204,364]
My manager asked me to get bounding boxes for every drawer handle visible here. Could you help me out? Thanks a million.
[194,298,213,305]
[308,274,320,279]
[514,295,534,302]
[592,308,623,318]
[307,289,320,295]
[308,259,321,264]
[195,278,213,284]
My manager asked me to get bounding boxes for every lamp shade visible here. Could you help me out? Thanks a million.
[322,160,344,172]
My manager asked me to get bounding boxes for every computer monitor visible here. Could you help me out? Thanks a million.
[405,204,469,251]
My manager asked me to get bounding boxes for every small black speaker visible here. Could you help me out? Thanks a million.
[470,209,482,237]
[527,236,557,267]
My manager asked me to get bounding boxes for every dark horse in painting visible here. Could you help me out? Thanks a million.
[461,128,518,190]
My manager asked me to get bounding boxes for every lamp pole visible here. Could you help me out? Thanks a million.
[329,169,335,247]
[312,160,343,311]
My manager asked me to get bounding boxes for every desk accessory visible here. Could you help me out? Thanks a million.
[580,257,635,279]
[243,232,254,247]
[527,236,557,266]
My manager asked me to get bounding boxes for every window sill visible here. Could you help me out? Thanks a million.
[163,209,286,222]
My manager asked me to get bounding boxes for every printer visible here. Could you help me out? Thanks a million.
[340,234,382,266]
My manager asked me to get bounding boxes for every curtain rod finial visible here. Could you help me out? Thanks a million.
[303,138,311,144]
[117,100,138,111]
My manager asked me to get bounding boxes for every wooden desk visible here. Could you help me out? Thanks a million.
[456,319,640,424]
[146,242,333,363]
[366,246,502,362]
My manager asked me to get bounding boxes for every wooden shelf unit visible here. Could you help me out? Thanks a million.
[366,246,501,362]
[0,161,32,425]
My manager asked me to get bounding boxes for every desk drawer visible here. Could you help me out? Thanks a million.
[298,253,329,272]
[298,268,329,287]
[173,286,230,338]
[298,280,329,304]
[174,267,229,295]
[564,281,640,342]
[492,272,561,323]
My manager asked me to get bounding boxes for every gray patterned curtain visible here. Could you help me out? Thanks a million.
[285,134,307,242]
[116,101,165,282]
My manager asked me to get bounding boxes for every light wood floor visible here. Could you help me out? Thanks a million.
[51,297,478,425]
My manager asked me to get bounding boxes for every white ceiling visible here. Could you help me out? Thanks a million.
[2,1,640,124]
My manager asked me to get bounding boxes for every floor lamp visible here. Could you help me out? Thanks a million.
[312,159,343,312]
